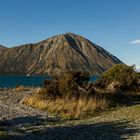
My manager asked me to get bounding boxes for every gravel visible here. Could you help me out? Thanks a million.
[0,90,49,121]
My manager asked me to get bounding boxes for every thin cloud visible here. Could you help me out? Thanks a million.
[129,39,140,45]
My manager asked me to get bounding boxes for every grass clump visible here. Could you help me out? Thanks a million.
[14,85,31,91]
[23,95,111,120]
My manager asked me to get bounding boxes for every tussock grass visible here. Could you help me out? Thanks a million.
[23,92,116,120]
[13,85,31,91]
[12,85,41,92]
[23,90,140,120]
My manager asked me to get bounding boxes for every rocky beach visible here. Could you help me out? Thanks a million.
[0,89,139,140]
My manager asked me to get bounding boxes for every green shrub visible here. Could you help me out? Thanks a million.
[96,64,139,91]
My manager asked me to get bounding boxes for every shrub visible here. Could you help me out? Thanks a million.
[41,71,90,99]
[96,64,139,91]
[41,79,60,99]
[58,71,90,99]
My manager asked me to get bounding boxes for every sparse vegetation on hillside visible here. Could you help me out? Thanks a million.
[0,33,122,76]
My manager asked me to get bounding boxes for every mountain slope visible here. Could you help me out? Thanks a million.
[0,45,6,52]
[0,33,122,75]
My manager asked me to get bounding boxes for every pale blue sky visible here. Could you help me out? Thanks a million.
[0,0,140,68]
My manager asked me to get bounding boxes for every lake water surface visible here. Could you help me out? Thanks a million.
[0,76,50,88]
[0,75,98,88]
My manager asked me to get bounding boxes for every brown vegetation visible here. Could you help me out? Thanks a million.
[42,71,90,99]
[14,85,31,91]
[23,65,140,120]
[23,94,112,119]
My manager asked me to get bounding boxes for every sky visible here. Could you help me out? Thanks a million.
[0,0,140,68]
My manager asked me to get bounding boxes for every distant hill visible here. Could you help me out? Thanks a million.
[0,45,6,51]
[0,33,122,75]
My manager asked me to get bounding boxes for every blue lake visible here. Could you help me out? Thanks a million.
[0,75,98,88]
[0,76,50,88]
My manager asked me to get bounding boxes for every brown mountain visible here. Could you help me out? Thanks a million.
[0,45,6,52]
[0,33,122,75]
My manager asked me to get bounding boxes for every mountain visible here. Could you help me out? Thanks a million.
[0,45,6,52]
[0,33,122,75]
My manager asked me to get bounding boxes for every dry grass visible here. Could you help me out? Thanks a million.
[13,85,31,91]
[23,93,111,120]
[12,86,42,92]
[22,87,140,120]
[22,95,48,110]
